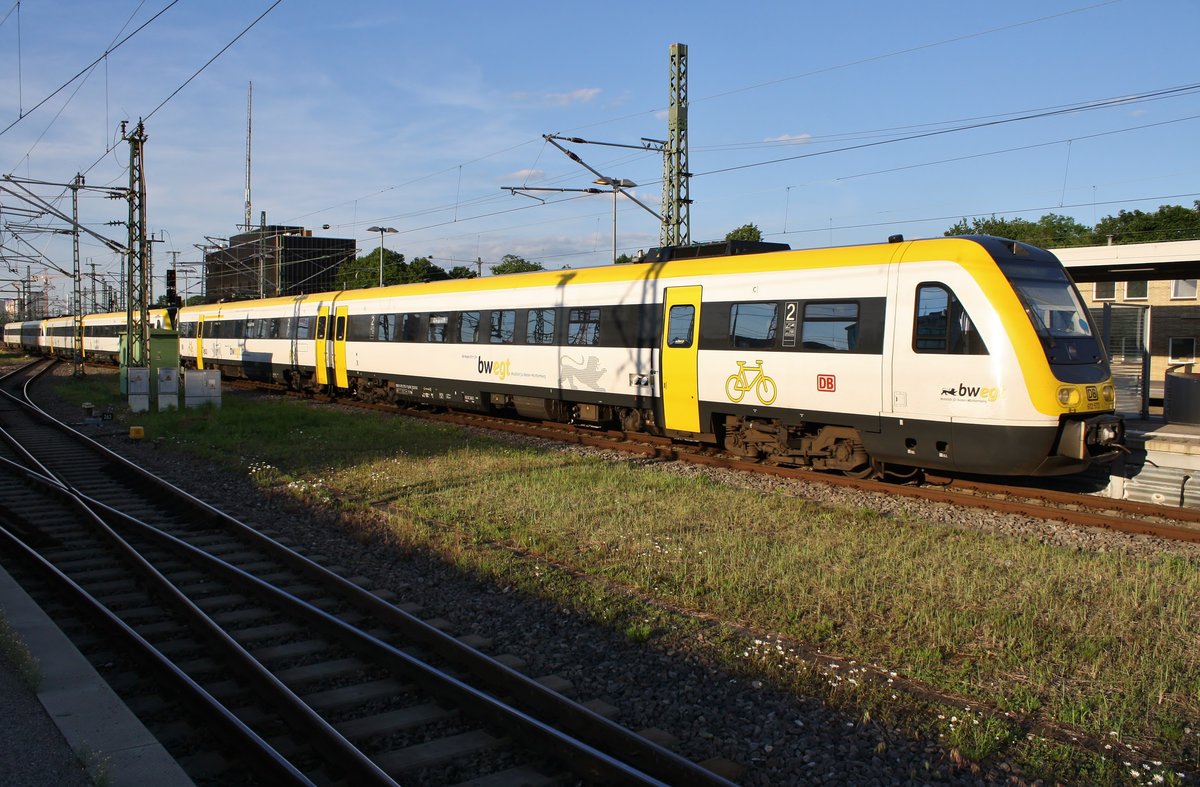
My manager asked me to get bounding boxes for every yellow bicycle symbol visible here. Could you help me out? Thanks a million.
[725,360,778,404]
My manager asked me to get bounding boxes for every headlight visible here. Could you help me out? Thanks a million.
[1102,384,1115,403]
[1058,387,1081,406]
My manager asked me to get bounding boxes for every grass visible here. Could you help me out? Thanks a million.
[0,612,41,690]
[47,369,1200,784]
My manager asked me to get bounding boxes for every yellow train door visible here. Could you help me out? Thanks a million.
[196,315,206,370]
[315,306,330,386]
[333,305,349,389]
[661,285,702,432]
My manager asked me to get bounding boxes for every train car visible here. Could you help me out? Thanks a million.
[2,309,173,362]
[174,235,1123,477]
[80,309,174,364]
[2,320,42,353]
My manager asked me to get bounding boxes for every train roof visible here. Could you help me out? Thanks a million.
[171,235,1054,316]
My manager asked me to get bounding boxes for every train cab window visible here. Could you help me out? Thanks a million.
[489,310,516,344]
[527,308,555,344]
[913,284,987,355]
[567,308,601,346]
[801,302,858,351]
[459,312,480,343]
[730,303,777,348]
[666,305,695,347]
[427,313,448,342]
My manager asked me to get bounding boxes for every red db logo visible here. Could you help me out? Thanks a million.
[817,374,836,392]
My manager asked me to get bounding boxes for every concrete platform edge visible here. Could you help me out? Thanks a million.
[0,561,194,786]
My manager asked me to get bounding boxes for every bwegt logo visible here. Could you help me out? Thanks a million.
[478,357,512,381]
[941,383,1001,402]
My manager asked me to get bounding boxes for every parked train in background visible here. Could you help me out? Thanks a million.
[4,235,1125,477]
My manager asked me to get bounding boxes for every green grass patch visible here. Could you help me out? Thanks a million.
[47,370,1200,780]
[0,612,41,690]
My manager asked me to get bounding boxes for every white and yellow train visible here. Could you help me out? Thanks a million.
[5,235,1125,476]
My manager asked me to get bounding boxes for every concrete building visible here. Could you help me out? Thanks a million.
[1055,239,1200,408]
[204,225,355,302]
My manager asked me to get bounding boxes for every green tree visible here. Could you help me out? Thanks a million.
[339,248,406,289]
[725,223,763,242]
[491,254,543,275]
[403,256,449,283]
[1093,202,1200,244]
[446,266,478,279]
[944,213,1092,248]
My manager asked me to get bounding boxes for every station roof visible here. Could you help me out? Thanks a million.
[1052,239,1200,282]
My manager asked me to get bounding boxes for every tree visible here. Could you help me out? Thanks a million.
[1093,202,1200,245]
[446,266,478,279]
[339,248,406,289]
[403,256,449,283]
[725,223,763,242]
[944,213,1092,248]
[491,254,543,275]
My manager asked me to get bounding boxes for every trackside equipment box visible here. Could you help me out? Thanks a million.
[183,370,221,408]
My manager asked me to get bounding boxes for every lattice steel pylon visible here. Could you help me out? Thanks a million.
[660,43,690,247]
[124,120,150,369]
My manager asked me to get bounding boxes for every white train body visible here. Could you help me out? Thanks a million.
[162,235,1122,476]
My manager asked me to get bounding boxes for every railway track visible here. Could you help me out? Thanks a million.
[0,360,737,786]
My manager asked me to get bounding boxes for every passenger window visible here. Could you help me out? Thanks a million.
[427,313,448,342]
[914,284,988,355]
[460,312,480,343]
[730,303,777,348]
[527,308,555,344]
[401,313,423,342]
[334,315,346,342]
[489,310,516,344]
[297,316,313,340]
[376,314,397,342]
[316,315,327,340]
[567,308,601,346]
[801,302,858,351]
[666,305,694,347]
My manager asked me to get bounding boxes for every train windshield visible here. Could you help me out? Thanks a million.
[998,258,1104,366]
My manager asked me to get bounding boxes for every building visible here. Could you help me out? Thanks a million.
[204,225,355,301]
[1055,240,1200,409]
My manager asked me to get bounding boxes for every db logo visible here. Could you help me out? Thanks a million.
[817,374,836,392]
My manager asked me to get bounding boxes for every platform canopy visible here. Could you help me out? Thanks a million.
[1052,240,1200,283]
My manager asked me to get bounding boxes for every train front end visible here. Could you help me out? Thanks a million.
[989,239,1125,473]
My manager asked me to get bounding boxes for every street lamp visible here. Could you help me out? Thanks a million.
[592,178,637,264]
[367,226,397,286]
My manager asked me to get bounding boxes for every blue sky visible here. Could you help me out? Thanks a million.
[1,0,1198,304]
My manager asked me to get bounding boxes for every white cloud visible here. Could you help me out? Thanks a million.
[513,87,602,107]
[503,168,545,182]
[764,133,812,144]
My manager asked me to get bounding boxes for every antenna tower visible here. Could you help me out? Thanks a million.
[244,81,253,230]
[660,43,690,246]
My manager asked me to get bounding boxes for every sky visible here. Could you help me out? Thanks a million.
[1,0,1198,306]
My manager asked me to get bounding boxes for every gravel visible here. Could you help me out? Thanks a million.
[34,366,1199,785]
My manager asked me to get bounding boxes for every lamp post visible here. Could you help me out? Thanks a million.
[367,226,397,286]
[592,178,637,264]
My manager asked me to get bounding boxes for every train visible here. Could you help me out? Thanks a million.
[4,235,1125,477]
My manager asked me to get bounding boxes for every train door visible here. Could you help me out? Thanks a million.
[196,315,206,370]
[315,305,330,386]
[333,305,349,389]
[889,263,987,469]
[660,286,702,432]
